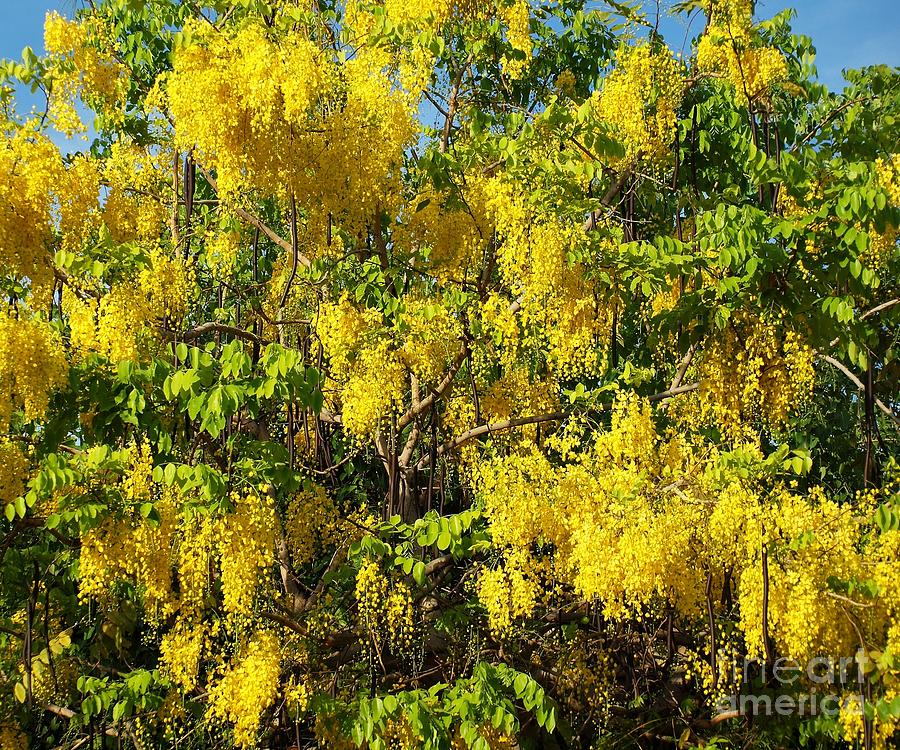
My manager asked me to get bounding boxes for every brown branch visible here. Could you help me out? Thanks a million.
[818,355,899,429]
[279,191,301,310]
[53,267,95,301]
[170,150,180,248]
[861,297,900,320]
[792,97,872,152]
[424,554,454,576]
[422,90,450,118]
[399,422,421,467]
[705,571,718,691]
[416,383,699,469]
[669,342,698,392]
[260,609,308,637]
[827,298,900,348]
[276,537,306,614]
[397,349,467,431]
[441,59,470,154]
[44,704,119,737]
[426,411,566,463]
[174,322,267,347]
[196,164,310,267]
[761,545,776,670]
[583,164,637,231]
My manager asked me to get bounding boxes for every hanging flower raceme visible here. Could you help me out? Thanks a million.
[0,311,69,431]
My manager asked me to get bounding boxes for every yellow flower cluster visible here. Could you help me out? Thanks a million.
[168,22,416,231]
[499,0,531,80]
[736,494,861,666]
[841,691,900,750]
[476,394,900,733]
[355,560,415,652]
[215,492,277,616]
[683,313,815,438]
[555,69,577,97]
[704,0,752,31]
[102,141,170,243]
[398,43,436,96]
[0,438,28,508]
[73,447,181,615]
[478,395,699,621]
[43,11,127,135]
[396,185,490,284]
[57,154,103,254]
[0,127,60,305]
[380,716,419,750]
[120,438,153,500]
[353,0,493,94]
[284,676,312,716]
[203,230,242,280]
[876,154,900,207]
[160,620,207,692]
[384,0,453,27]
[64,246,192,363]
[593,43,683,162]
[477,548,543,636]
[343,340,407,440]
[0,724,27,750]
[355,559,389,631]
[79,477,179,617]
[177,513,216,615]
[284,483,341,568]
[397,294,464,384]
[451,724,517,750]
[479,366,557,427]
[137,245,193,320]
[314,712,358,750]
[386,581,415,653]
[697,0,787,103]
[556,638,614,718]
[480,177,613,378]
[316,295,404,440]
[28,652,78,708]
[206,630,281,749]
[863,224,899,270]
[0,311,69,431]
[79,476,275,621]
[317,283,520,440]
[65,286,150,363]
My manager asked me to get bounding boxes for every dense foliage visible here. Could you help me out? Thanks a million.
[1,0,899,748]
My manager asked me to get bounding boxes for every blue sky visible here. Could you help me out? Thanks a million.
[1,0,897,99]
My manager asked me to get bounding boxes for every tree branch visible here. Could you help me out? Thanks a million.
[174,322,268,346]
[818,355,900,429]
[278,191,301,309]
[415,383,699,469]
[862,297,900,320]
[397,349,467,431]
[583,164,636,231]
[196,164,311,268]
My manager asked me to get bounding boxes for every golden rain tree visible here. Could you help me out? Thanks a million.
[0,0,899,748]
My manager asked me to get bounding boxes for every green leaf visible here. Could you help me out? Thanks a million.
[413,561,426,586]
[513,674,529,696]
